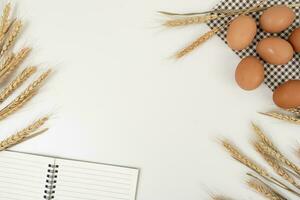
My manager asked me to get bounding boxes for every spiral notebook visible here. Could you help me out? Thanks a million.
[0,150,139,200]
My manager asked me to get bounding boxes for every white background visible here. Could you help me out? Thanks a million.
[1,0,300,199]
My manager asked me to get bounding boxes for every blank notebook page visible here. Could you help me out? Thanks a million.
[54,158,139,200]
[0,151,52,200]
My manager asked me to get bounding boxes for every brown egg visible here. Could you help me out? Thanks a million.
[256,37,294,65]
[226,15,257,51]
[289,27,300,52]
[273,80,300,109]
[235,56,264,91]
[260,5,295,33]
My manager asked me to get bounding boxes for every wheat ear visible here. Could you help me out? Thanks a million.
[0,3,11,35]
[0,116,48,150]
[0,70,51,120]
[254,142,299,189]
[247,179,286,200]
[222,139,270,177]
[252,123,278,151]
[211,196,233,200]
[0,66,37,103]
[164,14,219,27]
[259,112,300,125]
[0,47,31,82]
[176,27,219,58]
[0,20,22,56]
[0,52,14,71]
[257,141,300,176]
[286,108,300,116]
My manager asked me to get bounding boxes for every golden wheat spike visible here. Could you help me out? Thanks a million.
[164,14,219,27]
[256,141,300,176]
[0,52,14,71]
[0,3,11,34]
[247,179,285,200]
[254,141,299,189]
[0,70,51,120]
[251,123,278,151]
[0,116,48,150]
[221,139,270,178]
[175,27,219,59]
[259,112,300,125]
[286,107,300,116]
[211,195,234,200]
[0,66,37,103]
[0,20,22,56]
[0,47,31,82]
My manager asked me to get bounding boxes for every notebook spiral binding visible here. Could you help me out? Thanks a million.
[44,163,59,199]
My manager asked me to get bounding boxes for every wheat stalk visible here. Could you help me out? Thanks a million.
[0,52,14,71]
[247,179,286,200]
[222,139,270,177]
[164,14,219,27]
[0,66,37,103]
[0,69,51,120]
[0,3,11,35]
[254,142,300,189]
[252,123,278,151]
[211,196,233,200]
[259,112,300,125]
[0,116,48,150]
[257,141,300,177]
[0,47,31,82]
[0,20,22,56]
[222,139,300,196]
[176,27,219,58]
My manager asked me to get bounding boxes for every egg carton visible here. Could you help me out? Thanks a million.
[207,0,300,91]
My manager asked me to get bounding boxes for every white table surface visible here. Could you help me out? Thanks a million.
[3,0,300,199]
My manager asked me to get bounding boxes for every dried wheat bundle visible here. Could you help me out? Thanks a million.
[218,123,300,199]
[259,112,300,125]
[255,142,300,189]
[0,3,54,151]
[0,116,48,150]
